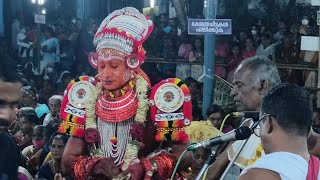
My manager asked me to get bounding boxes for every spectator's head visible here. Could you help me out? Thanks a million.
[32,125,45,150]
[34,75,44,90]
[163,36,175,48]
[282,31,293,45]
[230,56,281,111]
[278,18,286,31]
[0,55,21,127]
[159,13,168,24]
[194,37,203,50]
[245,36,255,49]
[48,95,63,117]
[261,33,272,47]
[49,133,69,160]
[18,107,38,134]
[42,79,54,93]
[24,62,34,72]
[168,18,178,27]
[290,24,298,34]
[57,71,72,85]
[43,125,57,143]
[259,83,312,154]
[239,30,248,43]
[20,86,38,108]
[206,104,223,129]
[185,77,199,96]
[20,25,30,34]
[44,26,55,38]
[231,43,240,55]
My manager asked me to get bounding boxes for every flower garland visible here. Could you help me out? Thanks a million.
[121,141,140,171]
[84,82,102,130]
[120,73,149,171]
[134,74,149,124]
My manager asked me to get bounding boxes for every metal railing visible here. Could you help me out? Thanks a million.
[145,57,319,71]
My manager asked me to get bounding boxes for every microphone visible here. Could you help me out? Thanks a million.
[187,126,252,151]
[232,111,260,121]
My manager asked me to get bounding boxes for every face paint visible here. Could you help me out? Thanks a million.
[98,55,131,91]
[123,70,132,82]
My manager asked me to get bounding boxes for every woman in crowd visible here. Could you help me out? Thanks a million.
[20,86,50,124]
[56,71,72,94]
[22,125,45,175]
[241,36,256,60]
[37,133,69,180]
[189,37,204,81]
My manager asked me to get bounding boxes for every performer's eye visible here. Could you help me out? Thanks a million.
[110,63,118,68]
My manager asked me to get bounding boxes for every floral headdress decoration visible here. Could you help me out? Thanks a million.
[88,7,154,70]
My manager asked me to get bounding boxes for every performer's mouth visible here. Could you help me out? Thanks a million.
[102,80,113,85]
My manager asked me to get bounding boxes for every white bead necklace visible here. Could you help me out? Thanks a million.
[98,117,133,165]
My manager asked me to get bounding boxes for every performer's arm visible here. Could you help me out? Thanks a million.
[61,137,86,176]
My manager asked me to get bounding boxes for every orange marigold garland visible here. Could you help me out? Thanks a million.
[150,78,192,142]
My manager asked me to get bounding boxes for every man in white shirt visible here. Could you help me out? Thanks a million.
[17,26,33,65]
[239,83,319,180]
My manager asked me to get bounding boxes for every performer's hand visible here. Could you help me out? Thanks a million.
[92,158,120,178]
[117,162,145,180]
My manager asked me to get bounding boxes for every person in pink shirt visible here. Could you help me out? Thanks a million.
[178,34,193,59]
[241,37,256,60]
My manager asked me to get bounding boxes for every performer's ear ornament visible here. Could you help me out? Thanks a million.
[88,52,98,69]
[126,54,141,69]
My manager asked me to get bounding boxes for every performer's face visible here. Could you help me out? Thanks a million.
[97,51,131,91]
[0,80,21,127]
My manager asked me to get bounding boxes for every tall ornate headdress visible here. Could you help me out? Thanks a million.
[89,7,154,69]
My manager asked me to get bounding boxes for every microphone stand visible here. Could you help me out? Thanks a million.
[219,138,250,180]
[195,150,216,180]
[219,118,259,180]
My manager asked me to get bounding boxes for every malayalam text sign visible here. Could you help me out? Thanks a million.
[34,14,46,24]
[188,19,232,35]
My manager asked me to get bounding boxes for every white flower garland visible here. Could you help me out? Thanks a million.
[135,74,150,124]
[121,141,140,171]
[84,82,102,130]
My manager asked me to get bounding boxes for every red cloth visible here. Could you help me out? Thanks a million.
[307,155,320,180]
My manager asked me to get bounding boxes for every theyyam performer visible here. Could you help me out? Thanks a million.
[58,7,193,180]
